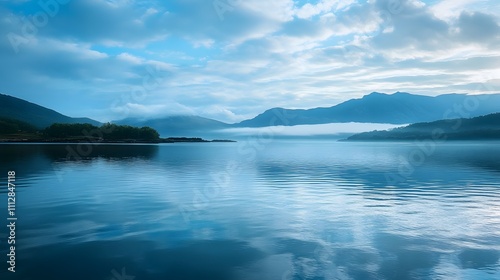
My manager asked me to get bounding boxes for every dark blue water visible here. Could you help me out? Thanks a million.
[0,141,499,279]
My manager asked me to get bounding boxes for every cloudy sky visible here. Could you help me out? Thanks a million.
[1,0,499,123]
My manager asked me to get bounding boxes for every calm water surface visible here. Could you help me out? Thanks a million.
[0,141,499,280]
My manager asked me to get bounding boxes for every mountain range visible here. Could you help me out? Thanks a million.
[115,116,230,136]
[0,94,100,128]
[2,92,500,136]
[236,92,500,127]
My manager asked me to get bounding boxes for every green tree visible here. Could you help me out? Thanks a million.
[139,126,160,140]
[41,122,160,141]
[44,123,99,138]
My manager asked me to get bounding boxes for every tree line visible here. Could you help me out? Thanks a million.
[0,117,38,134]
[43,123,160,141]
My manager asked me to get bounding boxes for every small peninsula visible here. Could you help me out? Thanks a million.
[0,119,235,144]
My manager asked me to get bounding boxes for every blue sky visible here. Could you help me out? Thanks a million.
[1,0,499,123]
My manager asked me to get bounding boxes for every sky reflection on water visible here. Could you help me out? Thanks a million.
[0,142,499,280]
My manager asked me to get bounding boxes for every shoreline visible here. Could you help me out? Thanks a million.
[0,137,236,144]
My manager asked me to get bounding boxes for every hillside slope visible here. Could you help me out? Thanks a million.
[116,115,230,136]
[345,113,500,141]
[0,94,100,128]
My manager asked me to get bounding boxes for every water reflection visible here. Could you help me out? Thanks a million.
[13,239,264,280]
[0,142,499,280]
[0,144,159,183]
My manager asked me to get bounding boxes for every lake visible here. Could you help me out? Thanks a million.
[1,141,499,280]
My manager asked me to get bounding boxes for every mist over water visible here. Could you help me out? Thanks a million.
[0,141,499,280]
[217,123,402,138]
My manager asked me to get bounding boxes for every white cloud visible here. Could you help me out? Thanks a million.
[111,102,194,119]
[430,0,487,21]
[1,0,499,123]
[116,52,143,64]
[294,0,356,19]
[240,0,295,22]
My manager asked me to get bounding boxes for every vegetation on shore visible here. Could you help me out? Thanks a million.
[0,118,235,143]
[43,123,160,141]
[345,113,500,141]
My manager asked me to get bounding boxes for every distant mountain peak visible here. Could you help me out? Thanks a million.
[115,114,230,137]
[361,92,388,100]
[236,92,500,127]
[264,107,286,112]
[367,92,387,96]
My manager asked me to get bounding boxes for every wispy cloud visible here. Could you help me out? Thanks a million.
[0,0,499,123]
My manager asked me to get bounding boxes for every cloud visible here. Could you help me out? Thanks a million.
[111,102,195,120]
[294,0,356,19]
[37,0,170,46]
[371,0,452,53]
[0,0,499,123]
[457,11,500,42]
[116,52,144,64]
[430,0,487,20]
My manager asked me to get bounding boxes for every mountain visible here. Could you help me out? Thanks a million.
[0,93,101,128]
[236,92,500,127]
[115,115,230,137]
[345,113,500,141]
